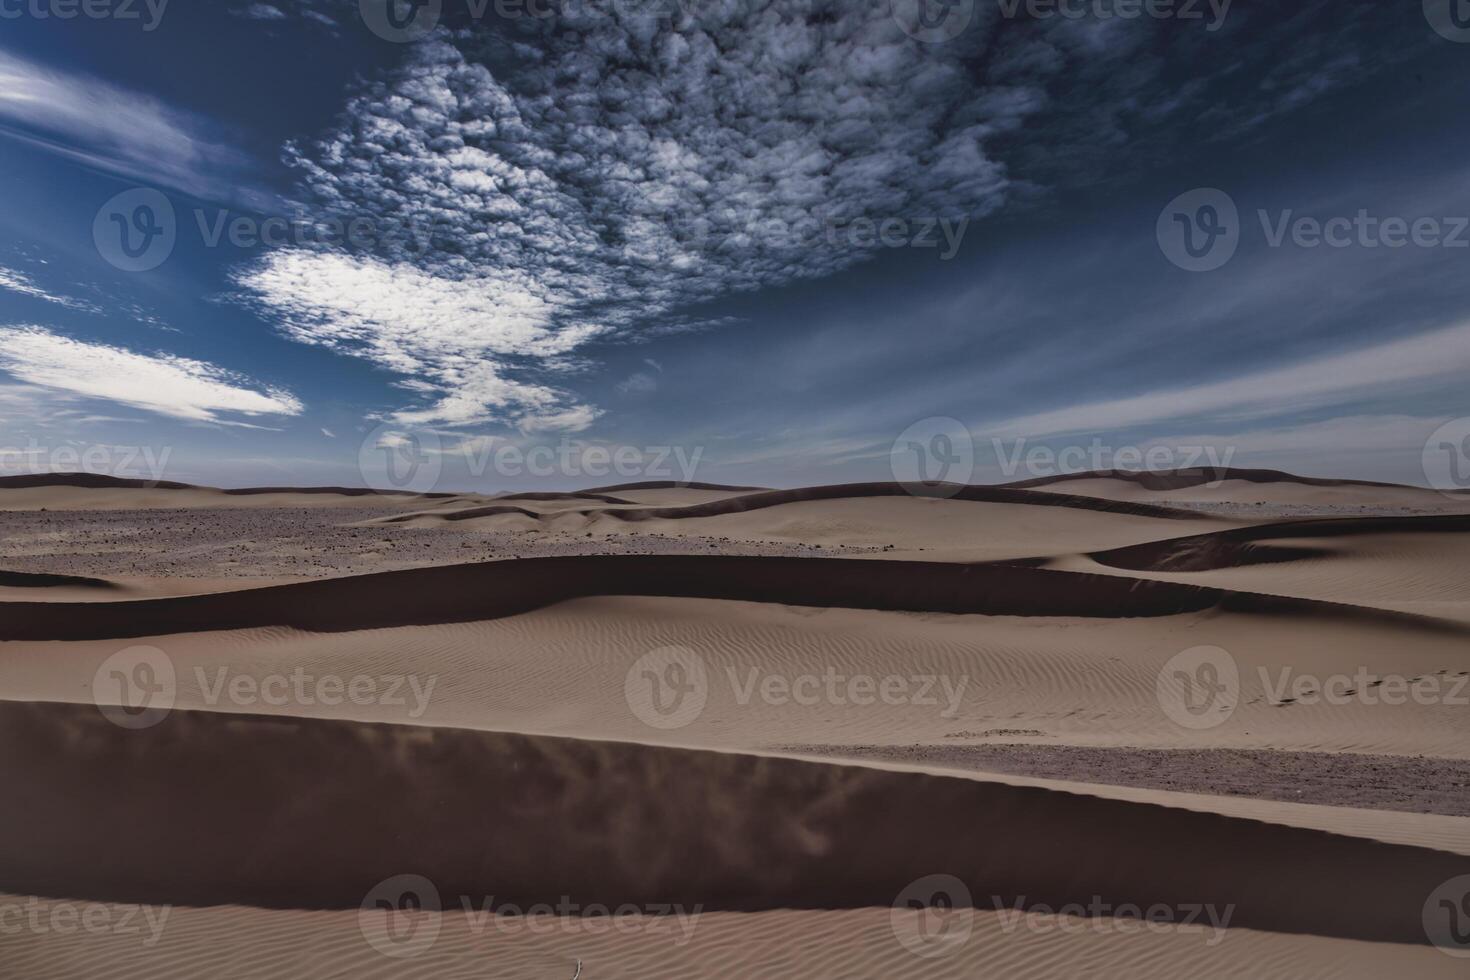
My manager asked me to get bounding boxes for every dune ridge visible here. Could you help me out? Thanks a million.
[400,481,1204,526]
[0,472,454,498]
[1093,514,1470,572]
[0,700,1463,946]
[1005,467,1440,493]
[2,553,1463,642]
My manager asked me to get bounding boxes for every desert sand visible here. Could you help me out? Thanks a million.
[1,470,1468,977]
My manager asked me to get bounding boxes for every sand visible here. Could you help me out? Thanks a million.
[1,471,1468,977]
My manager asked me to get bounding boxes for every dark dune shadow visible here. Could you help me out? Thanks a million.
[1094,515,1470,572]
[0,702,1461,946]
[1,554,1461,642]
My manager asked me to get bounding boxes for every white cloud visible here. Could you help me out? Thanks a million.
[0,265,101,314]
[236,250,598,428]
[982,322,1470,439]
[617,371,658,395]
[0,48,252,202]
[232,5,1403,430]
[236,3,286,18]
[0,326,302,423]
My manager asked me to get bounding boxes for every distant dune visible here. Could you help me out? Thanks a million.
[3,552,1464,642]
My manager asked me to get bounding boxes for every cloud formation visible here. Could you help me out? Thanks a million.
[0,48,253,203]
[0,326,302,423]
[981,321,1470,439]
[235,1,1413,429]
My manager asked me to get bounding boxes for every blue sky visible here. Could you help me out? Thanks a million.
[1,0,1469,490]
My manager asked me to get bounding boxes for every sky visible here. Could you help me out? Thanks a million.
[1,0,1469,492]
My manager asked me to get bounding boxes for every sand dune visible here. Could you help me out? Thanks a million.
[1,700,1461,948]
[0,473,453,511]
[4,473,1469,976]
[1091,514,1470,572]
[1011,468,1470,515]
[4,552,1463,643]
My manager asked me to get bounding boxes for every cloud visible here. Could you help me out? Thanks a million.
[234,3,1412,429]
[0,265,101,314]
[617,371,658,396]
[235,3,286,18]
[981,322,1470,439]
[0,47,253,203]
[0,326,302,423]
[236,249,598,427]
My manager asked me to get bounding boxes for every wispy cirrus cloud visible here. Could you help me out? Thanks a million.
[0,265,101,314]
[0,47,256,204]
[981,321,1470,440]
[0,325,301,423]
